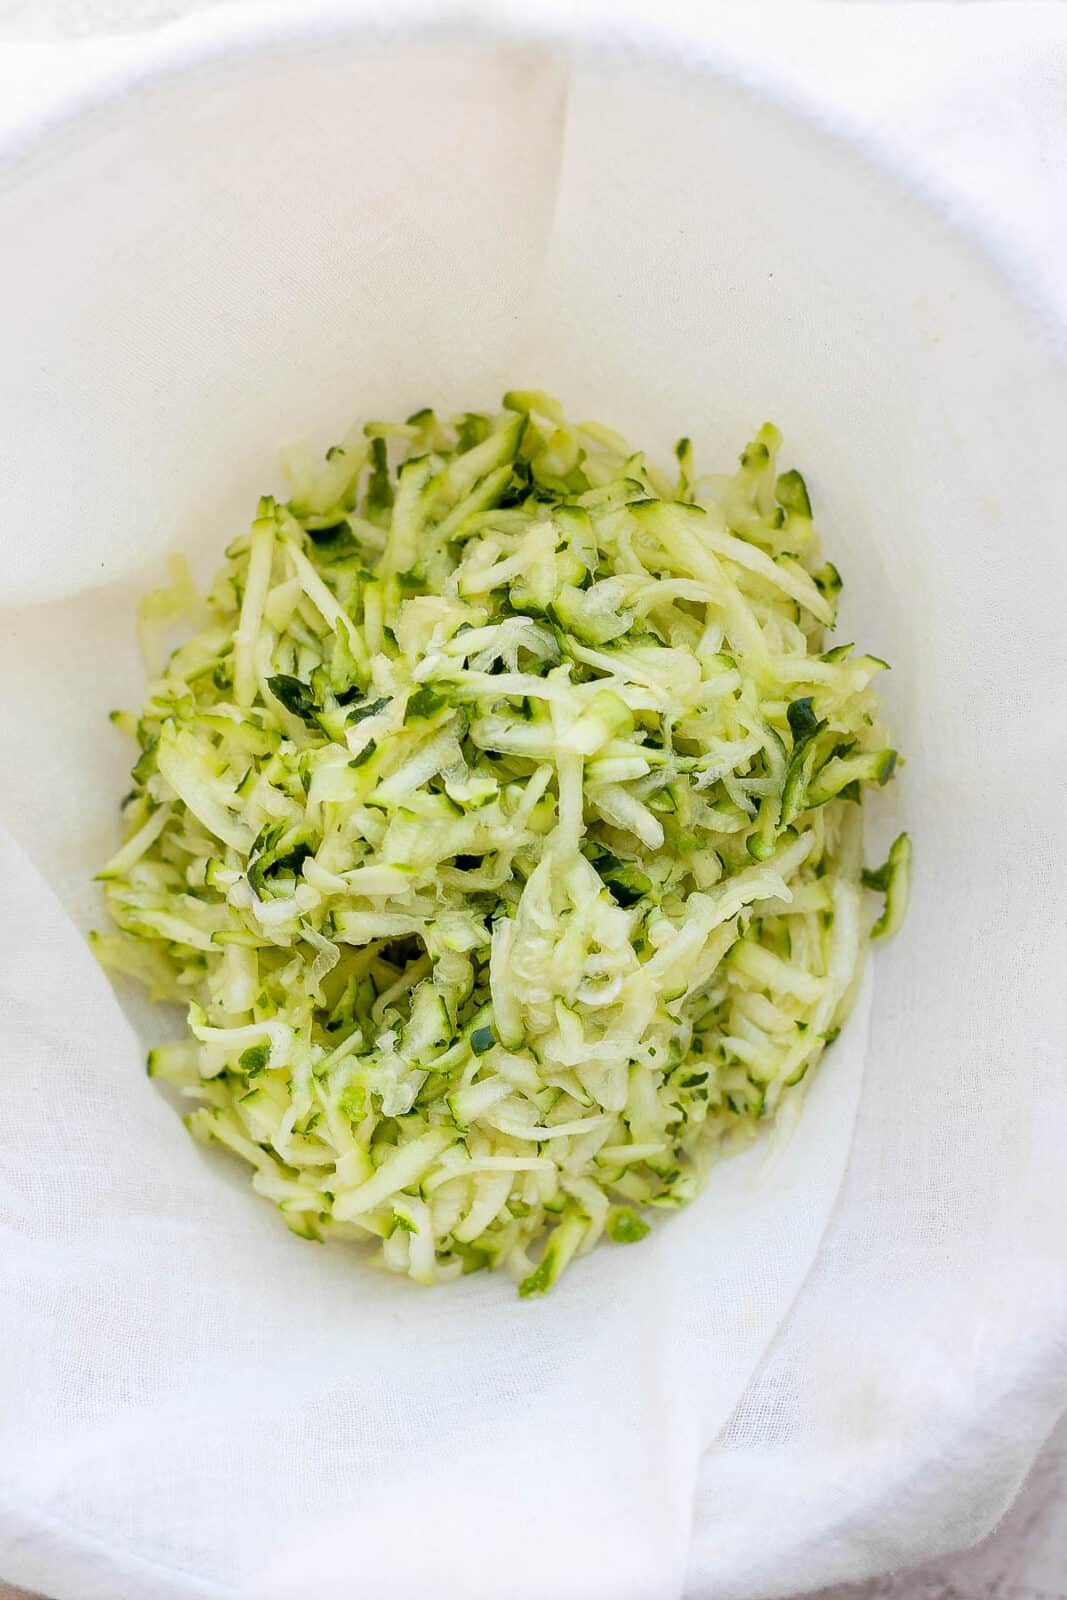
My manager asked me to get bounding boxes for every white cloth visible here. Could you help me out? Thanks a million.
[1,6,1065,1599]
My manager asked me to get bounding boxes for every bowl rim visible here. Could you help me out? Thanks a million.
[1,0,1065,363]
[1,13,1066,1599]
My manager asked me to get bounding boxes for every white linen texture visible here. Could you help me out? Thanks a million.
[1,10,1066,1600]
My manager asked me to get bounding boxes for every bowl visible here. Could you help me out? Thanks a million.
[1,8,1065,1599]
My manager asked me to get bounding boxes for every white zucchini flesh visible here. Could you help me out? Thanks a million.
[96,398,908,1294]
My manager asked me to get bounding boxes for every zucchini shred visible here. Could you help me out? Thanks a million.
[93,391,909,1295]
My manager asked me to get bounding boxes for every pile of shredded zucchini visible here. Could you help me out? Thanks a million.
[94,392,909,1294]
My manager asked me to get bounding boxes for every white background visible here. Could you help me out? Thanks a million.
[0,5,1064,1599]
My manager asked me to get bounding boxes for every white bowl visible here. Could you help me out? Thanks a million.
[1,9,1065,1600]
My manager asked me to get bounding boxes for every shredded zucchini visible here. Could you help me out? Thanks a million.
[94,394,909,1293]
